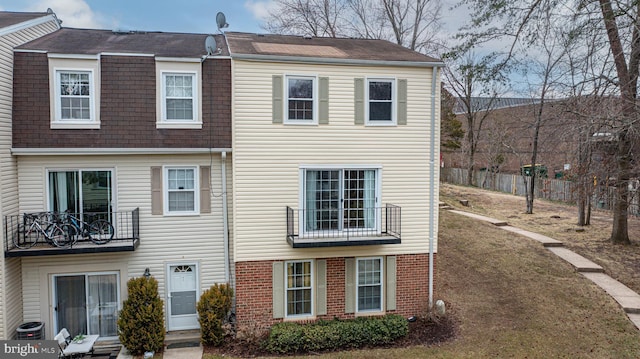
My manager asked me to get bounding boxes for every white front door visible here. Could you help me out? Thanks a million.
[167,264,199,330]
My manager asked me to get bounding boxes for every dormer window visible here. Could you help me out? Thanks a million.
[155,59,202,129]
[59,71,92,120]
[163,72,197,122]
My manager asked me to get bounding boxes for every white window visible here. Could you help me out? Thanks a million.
[303,168,379,233]
[55,70,96,124]
[366,78,395,124]
[162,72,198,123]
[164,166,199,215]
[356,257,383,312]
[285,260,313,317]
[286,75,316,124]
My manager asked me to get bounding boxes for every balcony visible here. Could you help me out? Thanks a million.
[286,204,401,248]
[4,209,140,257]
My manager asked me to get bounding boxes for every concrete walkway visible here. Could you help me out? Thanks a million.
[449,209,640,330]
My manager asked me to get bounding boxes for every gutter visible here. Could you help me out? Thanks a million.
[428,65,442,309]
[230,53,444,68]
[11,148,232,155]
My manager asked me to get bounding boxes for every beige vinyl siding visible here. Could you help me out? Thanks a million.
[0,18,59,339]
[16,154,231,335]
[232,60,440,262]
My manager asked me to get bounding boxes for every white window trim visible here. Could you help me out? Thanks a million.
[284,259,315,319]
[45,168,116,213]
[163,165,200,216]
[52,68,99,129]
[356,257,384,314]
[284,75,318,125]
[159,71,200,128]
[298,167,381,237]
[365,78,397,126]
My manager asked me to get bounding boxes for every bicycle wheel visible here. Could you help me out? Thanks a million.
[88,220,114,244]
[12,223,39,249]
[49,224,72,247]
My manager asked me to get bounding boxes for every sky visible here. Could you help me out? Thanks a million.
[0,0,271,34]
[0,0,467,40]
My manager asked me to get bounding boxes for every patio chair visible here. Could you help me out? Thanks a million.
[54,328,80,359]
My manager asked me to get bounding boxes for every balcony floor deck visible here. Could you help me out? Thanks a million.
[5,238,140,257]
[287,235,400,248]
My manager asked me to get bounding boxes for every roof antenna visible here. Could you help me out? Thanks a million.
[216,12,229,33]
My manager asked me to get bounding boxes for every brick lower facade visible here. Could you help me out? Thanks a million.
[234,253,434,332]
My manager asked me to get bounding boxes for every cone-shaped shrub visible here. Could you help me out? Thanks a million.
[197,283,233,346]
[117,276,165,355]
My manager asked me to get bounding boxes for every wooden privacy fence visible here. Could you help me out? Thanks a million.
[440,167,640,217]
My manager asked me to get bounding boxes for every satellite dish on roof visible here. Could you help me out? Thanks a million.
[216,12,229,32]
[205,35,218,55]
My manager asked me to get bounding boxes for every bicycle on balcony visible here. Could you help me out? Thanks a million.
[62,210,115,245]
[12,212,70,249]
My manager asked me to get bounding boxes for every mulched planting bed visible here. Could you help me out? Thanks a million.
[204,314,458,358]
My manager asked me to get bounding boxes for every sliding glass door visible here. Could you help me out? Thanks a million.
[53,272,119,338]
[49,169,113,221]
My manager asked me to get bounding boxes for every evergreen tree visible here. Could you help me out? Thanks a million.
[117,276,165,355]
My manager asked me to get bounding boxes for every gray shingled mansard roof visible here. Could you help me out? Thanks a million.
[0,11,51,29]
[17,28,442,65]
[16,28,229,58]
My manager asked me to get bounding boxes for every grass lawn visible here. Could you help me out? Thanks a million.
[202,184,640,358]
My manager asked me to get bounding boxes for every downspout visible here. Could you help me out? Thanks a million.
[221,151,230,283]
[428,65,441,309]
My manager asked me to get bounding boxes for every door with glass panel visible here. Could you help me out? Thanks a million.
[53,272,119,338]
[304,169,378,234]
[49,170,113,222]
[167,264,199,330]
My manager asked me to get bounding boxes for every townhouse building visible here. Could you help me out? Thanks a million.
[9,28,232,339]
[225,32,442,330]
[0,10,60,340]
[5,21,442,340]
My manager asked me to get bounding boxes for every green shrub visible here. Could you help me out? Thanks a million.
[117,276,165,355]
[197,283,234,346]
[264,314,408,354]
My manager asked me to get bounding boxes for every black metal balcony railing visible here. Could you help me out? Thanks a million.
[286,204,401,248]
[4,209,140,257]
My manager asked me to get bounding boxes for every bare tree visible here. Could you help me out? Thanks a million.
[262,0,443,54]
[455,0,640,244]
[442,52,506,186]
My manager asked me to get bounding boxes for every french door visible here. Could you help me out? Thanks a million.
[53,272,119,338]
[304,169,378,233]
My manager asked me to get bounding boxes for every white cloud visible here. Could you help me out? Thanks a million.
[244,0,274,21]
[28,0,108,29]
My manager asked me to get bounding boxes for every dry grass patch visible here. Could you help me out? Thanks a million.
[440,183,640,294]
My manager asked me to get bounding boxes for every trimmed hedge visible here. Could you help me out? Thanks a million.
[264,314,408,354]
